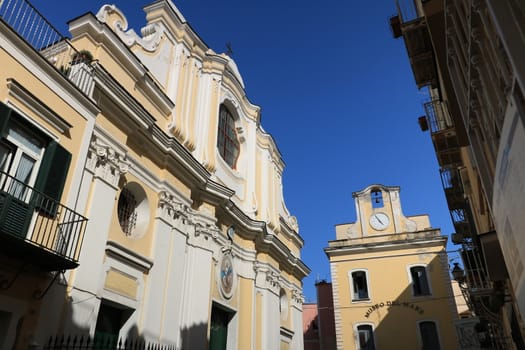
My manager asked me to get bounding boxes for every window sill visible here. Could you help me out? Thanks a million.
[351,298,371,303]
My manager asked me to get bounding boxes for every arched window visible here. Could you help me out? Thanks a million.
[356,324,376,350]
[410,265,431,296]
[217,104,239,169]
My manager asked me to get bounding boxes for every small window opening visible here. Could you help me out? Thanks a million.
[371,189,383,208]
[411,266,431,296]
[357,324,376,350]
[352,271,369,300]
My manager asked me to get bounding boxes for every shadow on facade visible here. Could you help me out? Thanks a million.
[1,266,209,349]
[180,323,208,350]
[358,255,459,350]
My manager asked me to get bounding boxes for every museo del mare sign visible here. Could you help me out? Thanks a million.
[364,300,424,318]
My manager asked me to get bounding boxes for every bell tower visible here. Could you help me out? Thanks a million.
[336,184,428,240]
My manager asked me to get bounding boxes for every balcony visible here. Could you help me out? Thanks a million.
[440,166,473,238]
[0,171,87,271]
[0,0,95,97]
[391,1,437,88]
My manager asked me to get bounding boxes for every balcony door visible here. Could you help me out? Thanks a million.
[0,120,44,201]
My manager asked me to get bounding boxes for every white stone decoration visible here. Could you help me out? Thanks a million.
[86,137,129,188]
[288,215,299,233]
[254,262,281,295]
[96,5,163,52]
[157,190,192,228]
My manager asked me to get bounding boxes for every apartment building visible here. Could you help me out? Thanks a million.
[392,0,525,348]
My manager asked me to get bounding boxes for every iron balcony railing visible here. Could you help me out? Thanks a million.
[0,0,95,96]
[45,335,176,350]
[424,99,453,133]
[0,170,87,265]
[395,0,421,24]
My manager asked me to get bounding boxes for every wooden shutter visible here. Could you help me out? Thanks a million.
[33,141,71,215]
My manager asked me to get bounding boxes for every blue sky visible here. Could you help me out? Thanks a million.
[32,0,458,301]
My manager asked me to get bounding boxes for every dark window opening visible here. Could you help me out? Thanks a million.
[210,303,235,350]
[371,189,383,208]
[357,324,375,350]
[352,271,369,300]
[411,266,431,296]
[94,301,133,347]
[419,321,441,350]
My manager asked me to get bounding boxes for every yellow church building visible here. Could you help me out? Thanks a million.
[0,0,308,349]
[325,184,459,349]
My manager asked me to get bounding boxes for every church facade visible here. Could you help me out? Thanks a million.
[0,1,308,349]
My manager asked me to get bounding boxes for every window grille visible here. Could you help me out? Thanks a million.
[118,187,137,236]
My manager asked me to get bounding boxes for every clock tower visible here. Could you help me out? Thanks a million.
[325,184,460,350]
[336,184,427,240]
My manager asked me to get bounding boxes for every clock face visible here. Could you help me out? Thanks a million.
[219,254,234,297]
[369,212,390,231]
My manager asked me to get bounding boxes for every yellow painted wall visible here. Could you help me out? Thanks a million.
[331,245,458,350]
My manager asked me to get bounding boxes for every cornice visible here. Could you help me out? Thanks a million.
[69,13,173,117]
[324,235,447,258]
[279,215,304,249]
[6,78,72,135]
[106,240,154,272]
[353,184,401,197]
[93,63,156,130]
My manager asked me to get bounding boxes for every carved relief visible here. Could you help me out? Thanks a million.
[288,215,299,233]
[157,190,192,227]
[86,138,129,187]
[254,262,281,295]
[291,288,304,306]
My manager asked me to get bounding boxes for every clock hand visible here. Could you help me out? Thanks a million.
[376,215,383,225]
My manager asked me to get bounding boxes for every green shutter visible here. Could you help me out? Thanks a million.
[0,103,12,136]
[0,191,33,237]
[34,141,71,213]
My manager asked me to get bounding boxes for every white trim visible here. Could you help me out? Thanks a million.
[416,319,443,350]
[348,268,372,303]
[406,264,433,298]
[353,322,376,350]
[6,79,71,135]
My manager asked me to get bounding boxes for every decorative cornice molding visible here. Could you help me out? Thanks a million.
[96,4,163,53]
[105,240,154,272]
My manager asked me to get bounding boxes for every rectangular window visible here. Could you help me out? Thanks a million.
[419,321,441,350]
[352,270,369,301]
[357,324,375,350]
[411,266,431,296]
